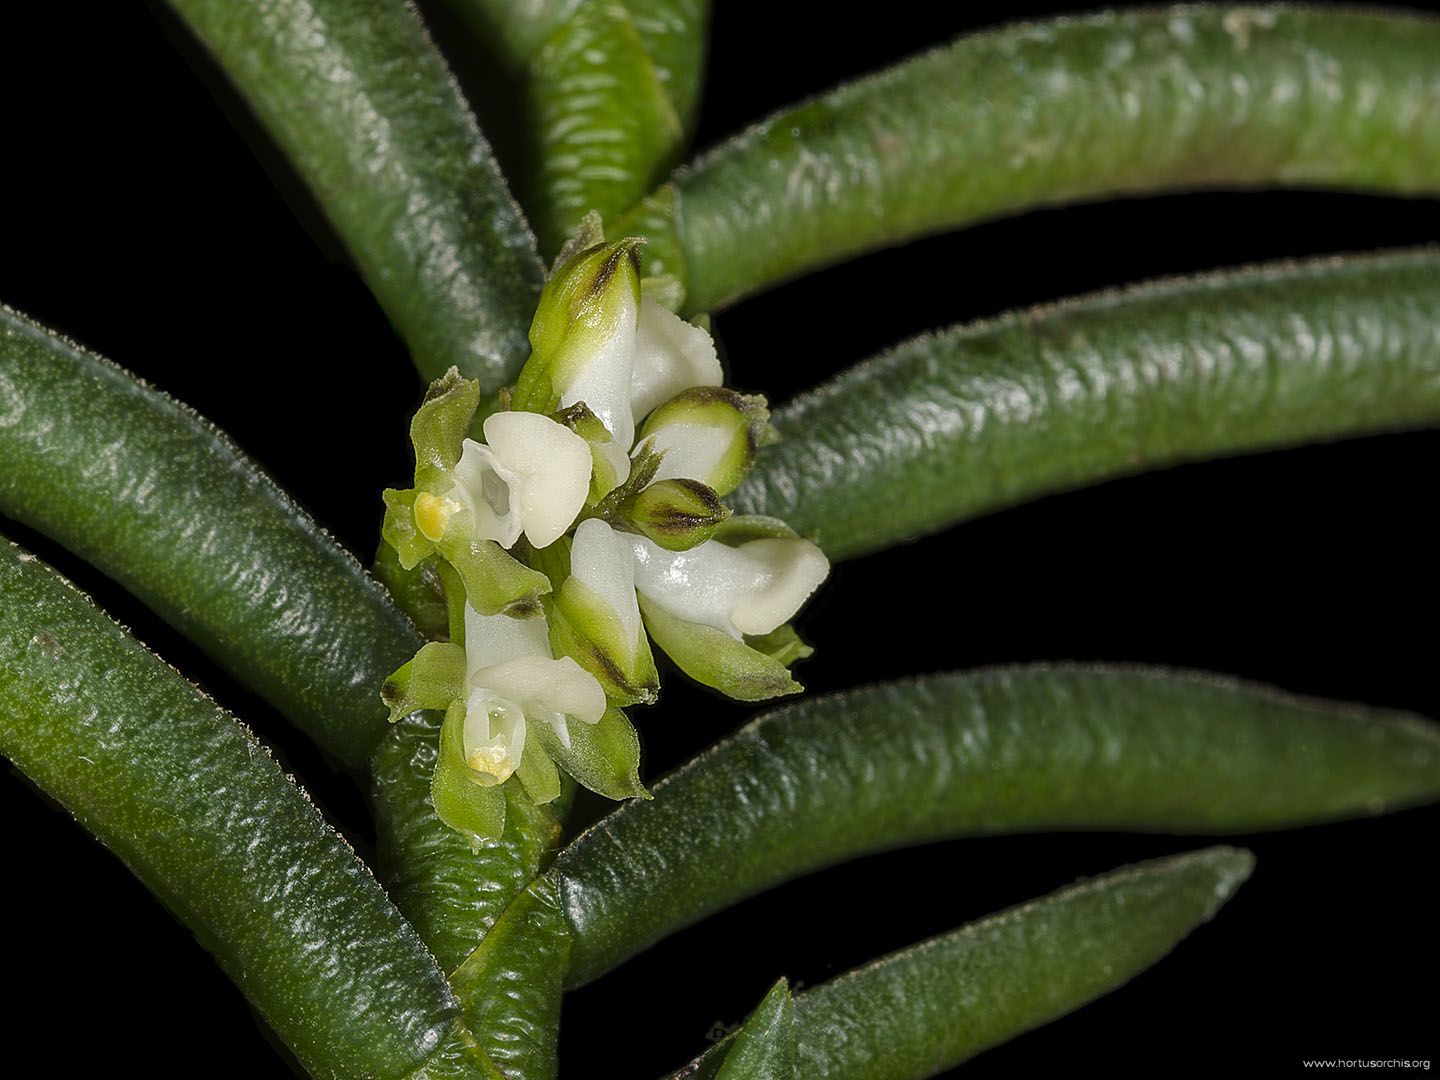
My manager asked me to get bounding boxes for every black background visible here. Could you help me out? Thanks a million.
[2,2,1437,1075]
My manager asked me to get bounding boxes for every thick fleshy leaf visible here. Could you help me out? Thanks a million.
[669,849,1253,1080]
[536,706,648,801]
[383,641,468,724]
[0,539,465,1077]
[638,593,802,703]
[438,0,711,255]
[556,666,1440,984]
[450,876,573,1080]
[734,250,1440,560]
[714,979,796,1080]
[163,0,544,388]
[619,7,1440,313]
[375,543,451,642]
[0,305,420,767]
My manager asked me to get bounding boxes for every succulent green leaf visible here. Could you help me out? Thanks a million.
[372,711,566,975]
[0,305,420,767]
[557,665,1440,985]
[714,979,797,1080]
[671,849,1253,1080]
[638,593,802,703]
[0,538,463,1077]
[536,706,648,801]
[734,250,1440,560]
[629,7,1440,313]
[162,0,545,388]
[432,701,509,843]
[383,642,468,724]
[450,876,573,1080]
[523,1,684,254]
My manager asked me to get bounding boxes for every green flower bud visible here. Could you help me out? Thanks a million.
[512,239,645,447]
[621,478,731,551]
[636,387,772,496]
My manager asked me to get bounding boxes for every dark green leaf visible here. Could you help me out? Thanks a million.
[558,665,1440,984]
[163,0,544,388]
[734,251,1440,559]
[0,305,420,766]
[628,7,1440,312]
[0,538,468,1078]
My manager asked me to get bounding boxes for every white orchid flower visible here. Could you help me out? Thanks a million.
[461,604,607,784]
[629,299,722,425]
[447,411,592,550]
[626,533,830,640]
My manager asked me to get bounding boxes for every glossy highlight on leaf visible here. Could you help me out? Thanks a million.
[558,665,1440,984]
[626,6,1440,312]
[0,306,421,767]
[734,250,1440,560]
[0,538,465,1078]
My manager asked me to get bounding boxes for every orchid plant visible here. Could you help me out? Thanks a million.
[2,3,1439,1078]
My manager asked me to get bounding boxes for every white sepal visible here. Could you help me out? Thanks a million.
[569,518,644,660]
[629,299,722,424]
[627,534,829,639]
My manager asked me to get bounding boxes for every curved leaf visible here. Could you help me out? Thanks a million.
[557,665,1440,985]
[733,250,1440,559]
[163,0,544,388]
[671,848,1253,1079]
[714,979,796,1080]
[0,537,471,1078]
[623,7,1440,312]
[0,305,420,766]
[441,0,710,255]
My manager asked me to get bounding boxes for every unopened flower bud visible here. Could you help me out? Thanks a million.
[637,387,772,496]
[621,478,731,552]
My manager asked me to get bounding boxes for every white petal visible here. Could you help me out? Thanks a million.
[482,411,593,548]
[629,535,829,638]
[462,690,527,783]
[559,288,639,449]
[570,518,643,655]
[646,420,735,488]
[464,605,553,675]
[451,439,523,548]
[472,654,606,727]
[630,299,722,423]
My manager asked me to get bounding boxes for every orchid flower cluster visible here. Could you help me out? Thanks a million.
[379,234,829,842]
